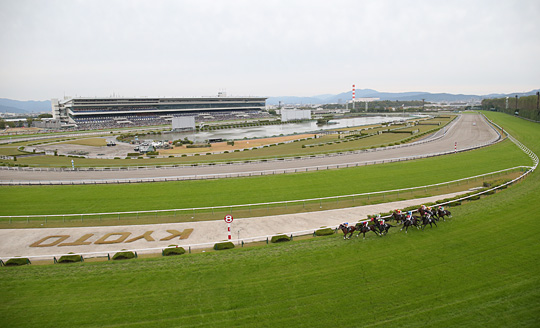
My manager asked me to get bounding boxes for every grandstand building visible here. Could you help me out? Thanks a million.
[51,96,267,127]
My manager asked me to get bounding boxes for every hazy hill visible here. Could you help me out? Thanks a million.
[0,98,51,114]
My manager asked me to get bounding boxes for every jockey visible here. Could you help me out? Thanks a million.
[376,214,384,225]
[343,222,349,227]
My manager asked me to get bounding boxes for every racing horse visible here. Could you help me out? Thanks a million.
[436,207,452,221]
[400,216,421,233]
[338,223,357,239]
[421,213,438,230]
[371,218,395,236]
[391,211,406,225]
[355,222,380,239]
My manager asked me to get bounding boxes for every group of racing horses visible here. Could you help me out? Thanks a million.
[338,205,452,239]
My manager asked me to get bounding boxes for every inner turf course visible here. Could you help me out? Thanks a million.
[0,112,538,328]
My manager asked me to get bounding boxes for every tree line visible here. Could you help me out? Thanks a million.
[481,93,540,121]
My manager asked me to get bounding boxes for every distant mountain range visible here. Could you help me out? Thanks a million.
[0,98,51,114]
[267,88,540,106]
[1,88,539,113]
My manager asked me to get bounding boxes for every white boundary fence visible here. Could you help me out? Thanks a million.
[1,113,537,262]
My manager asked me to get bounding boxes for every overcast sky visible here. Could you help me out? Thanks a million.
[1,0,539,100]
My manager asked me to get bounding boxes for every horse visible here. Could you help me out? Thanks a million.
[371,218,395,236]
[338,223,357,239]
[437,208,452,221]
[355,222,380,239]
[400,216,421,233]
[421,213,437,230]
[391,211,406,225]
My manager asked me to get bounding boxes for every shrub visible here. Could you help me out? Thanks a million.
[162,246,186,256]
[58,254,83,263]
[271,234,291,243]
[315,228,334,236]
[5,258,31,266]
[213,242,235,250]
[112,251,136,260]
[127,152,140,157]
[468,195,481,201]
[448,201,462,206]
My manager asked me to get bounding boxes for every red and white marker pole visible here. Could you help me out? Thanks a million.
[454,142,457,153]
[352,84,355,110]
[224,215,234,240]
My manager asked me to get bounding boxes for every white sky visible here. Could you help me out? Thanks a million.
[1,0,539,100]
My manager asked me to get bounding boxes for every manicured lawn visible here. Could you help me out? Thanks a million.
[0,111,538,327]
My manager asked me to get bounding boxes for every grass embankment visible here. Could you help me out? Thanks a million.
[0,137,530,217]
[0,110,538,327]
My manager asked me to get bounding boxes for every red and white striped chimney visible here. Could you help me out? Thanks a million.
[352,84,356,110]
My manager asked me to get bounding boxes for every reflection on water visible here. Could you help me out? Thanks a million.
[149,115,413,143]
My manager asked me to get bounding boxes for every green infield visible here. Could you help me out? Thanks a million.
[0,137,531,217]
[0,112,538,327]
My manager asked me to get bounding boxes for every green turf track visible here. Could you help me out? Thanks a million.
[0,135,531,216]
[0,111,539,327]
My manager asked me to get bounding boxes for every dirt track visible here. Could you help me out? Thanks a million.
[0,114,500,183]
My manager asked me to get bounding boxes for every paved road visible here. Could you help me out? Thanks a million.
[0,114,500,184]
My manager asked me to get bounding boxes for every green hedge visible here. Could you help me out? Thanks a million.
[112,251,137,260]
[213,242,235,250]
[315,228,334,236]
[271,234,291,243]
[58,254,83,263]
[163,246,186,256]
[5,258,31,266]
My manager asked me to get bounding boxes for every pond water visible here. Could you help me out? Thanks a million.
[147,115,415,143]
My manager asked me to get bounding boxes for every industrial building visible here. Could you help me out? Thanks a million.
[51,96,267,128]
